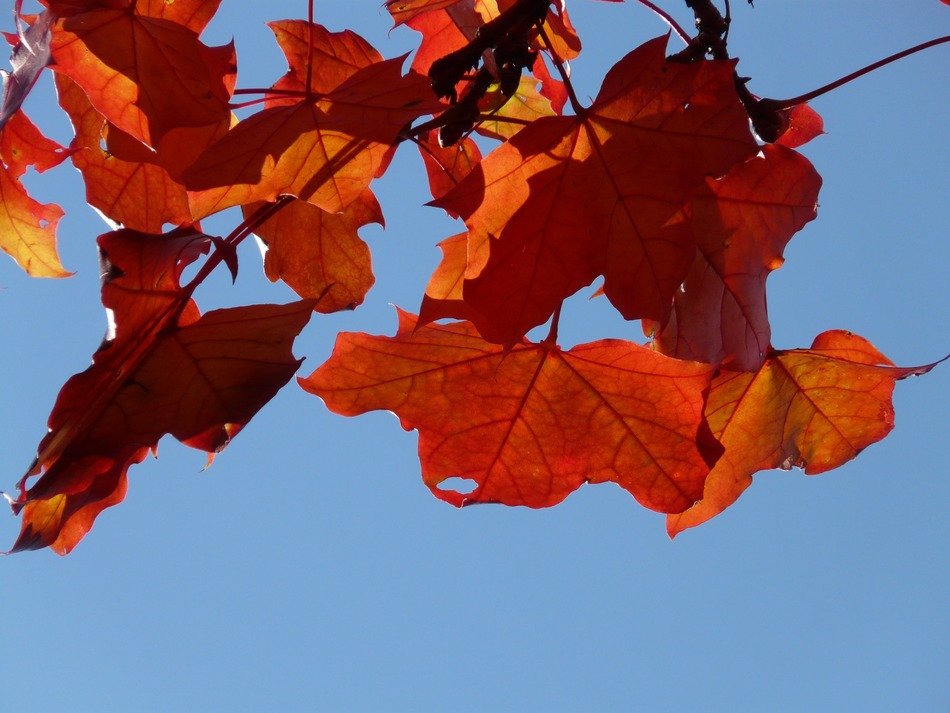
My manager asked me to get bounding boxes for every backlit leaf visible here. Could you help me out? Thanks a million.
[667,331,941,536]
[435,35,757,344]
[50,5,234,147]
[245,191,383,313]
[303,311,721,513]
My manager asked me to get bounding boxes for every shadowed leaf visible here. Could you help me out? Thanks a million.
[647,145,822,371]
[7,227,313,553]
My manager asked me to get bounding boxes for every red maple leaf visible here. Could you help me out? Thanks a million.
[8,227,313,554]
[433,35,758,344]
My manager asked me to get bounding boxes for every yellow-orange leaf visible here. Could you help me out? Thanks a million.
[667,331,941,536]
[0,161,68,277]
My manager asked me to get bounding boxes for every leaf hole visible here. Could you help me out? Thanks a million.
[437,477,478,495]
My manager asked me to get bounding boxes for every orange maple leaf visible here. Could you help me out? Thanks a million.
[302,310,722,513]
[434,35,758,344]
[417,129,483,207]
[667,331,942,536]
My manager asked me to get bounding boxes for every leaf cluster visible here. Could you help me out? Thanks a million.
[0,0,944,554]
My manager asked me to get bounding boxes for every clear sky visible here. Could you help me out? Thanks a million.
[2,2,947,711]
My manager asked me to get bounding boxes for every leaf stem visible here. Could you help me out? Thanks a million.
[544,303,562,345]
[633,0,690,44]
[305,0,315,99]
[232,87,311,97]
[535,24,585,115]
[181,197,293,297]
[765,36,950,109]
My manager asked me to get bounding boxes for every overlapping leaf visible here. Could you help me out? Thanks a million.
[54,74,192,232]
[303,311,722,512]
[184,21,440,219]
[433,35,757,344]
[49,1,234,148]
[646,145,822,371]
[245,191,383,313]
[667,331,941,536]
[9,227,313,554]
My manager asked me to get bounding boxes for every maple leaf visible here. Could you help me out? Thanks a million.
[48,1,235,148]
[667,331,943,537]
[7,227,314,553]
[433,35,757,344]
[646,144,822,371]
[184,22,440,218]
[302,310,722,513]
[245,191,383,313]
[267,19,383,94]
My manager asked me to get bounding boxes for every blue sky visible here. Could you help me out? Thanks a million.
[2,2,947,711]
